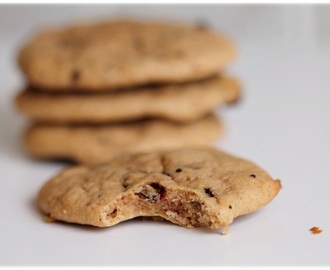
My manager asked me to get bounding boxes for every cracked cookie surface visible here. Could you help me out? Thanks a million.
[18,19,236,91]
[38,147,281,229]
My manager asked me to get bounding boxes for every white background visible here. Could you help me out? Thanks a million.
[1,5,330,266]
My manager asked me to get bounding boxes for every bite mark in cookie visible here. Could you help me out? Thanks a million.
[38,147,281,230]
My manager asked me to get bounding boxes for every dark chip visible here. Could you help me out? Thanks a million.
[175,168,182,173]
[250,174,256,178]
[132,36,145,50]
[122,183,128,189]
[204,188,214,197]
[150,183,166,200]
[71,69,81,82]
[195,20,209,30]
[107,208,117,218]
[136,183,166,203]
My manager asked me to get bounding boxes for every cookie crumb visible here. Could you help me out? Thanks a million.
[310,226,323,234]
[43,215,56,223]
[221,226,230,235]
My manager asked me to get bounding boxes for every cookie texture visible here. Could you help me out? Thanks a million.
[24,114,222,165]
[38,147,281,229]
[15,76,240,124]
[18,19,236,91]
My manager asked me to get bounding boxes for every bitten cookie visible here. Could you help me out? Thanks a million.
[18,19,236,91]
[15,76,240,124]
[38,147,281,229]
[24,114,222,165]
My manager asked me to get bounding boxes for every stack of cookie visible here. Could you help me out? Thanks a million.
[15,19,240,165]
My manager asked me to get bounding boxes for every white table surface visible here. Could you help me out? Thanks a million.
[1,5,330,267]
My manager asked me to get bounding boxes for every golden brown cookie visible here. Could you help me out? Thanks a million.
[24,114,222,165]
[15,76,240,124]
[18,19,236,91]
[38,147,281,230]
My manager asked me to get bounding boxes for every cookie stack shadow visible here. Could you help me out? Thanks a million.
[14,19,241,165]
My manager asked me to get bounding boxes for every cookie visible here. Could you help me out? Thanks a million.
[38,147,281,229]
[18,19,236,92]
[15,76,240,124]
[24,114,222,165]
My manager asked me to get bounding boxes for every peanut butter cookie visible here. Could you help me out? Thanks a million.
[24,114,222,165]
[18,19,236,91]
[15,76,240,123]
[38,147,281,230]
